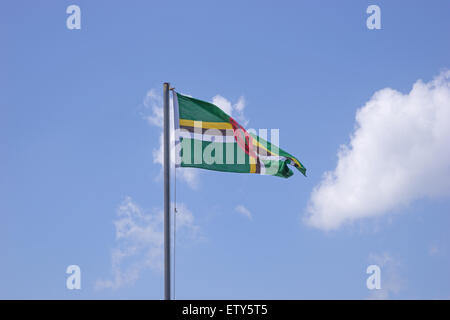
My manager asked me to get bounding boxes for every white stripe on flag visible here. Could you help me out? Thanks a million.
[178,130,236,143]
[172,90,181,167]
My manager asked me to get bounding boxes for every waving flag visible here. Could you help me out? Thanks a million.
[173,91,306,178]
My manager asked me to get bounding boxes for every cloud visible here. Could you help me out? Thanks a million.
[305,71,450,230]
[367,253,404,300]
[235,205,252,220]
[143,89,164,128]
[212,95,248,126]
[143,89,199,189]
[95,197,199,290]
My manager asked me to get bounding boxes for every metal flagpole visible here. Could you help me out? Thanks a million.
[163,82,171,300]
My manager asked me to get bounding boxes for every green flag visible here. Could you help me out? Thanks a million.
[173,91,306,178]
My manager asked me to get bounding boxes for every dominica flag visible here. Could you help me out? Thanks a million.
[173,91,306,178]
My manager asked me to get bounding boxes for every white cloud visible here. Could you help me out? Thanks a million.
[367,253,404,300]
[96,197,199,290]
[235,205,252,220]
[173,202,201,241]
[143,89,199,189]
[212,95,248,126]
[212,95,233,115]
[305,71,450,230]
[144,89,164,128]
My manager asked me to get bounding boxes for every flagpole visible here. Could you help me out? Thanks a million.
[163,82,171,300]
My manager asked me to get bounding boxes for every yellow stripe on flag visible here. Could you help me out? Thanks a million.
[179,119,233,130]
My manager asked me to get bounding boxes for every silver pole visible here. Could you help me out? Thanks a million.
[163,82,171,300]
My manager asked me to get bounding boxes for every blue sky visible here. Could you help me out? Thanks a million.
[1,0,450,299]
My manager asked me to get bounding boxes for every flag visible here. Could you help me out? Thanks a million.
[173,91,306,178]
